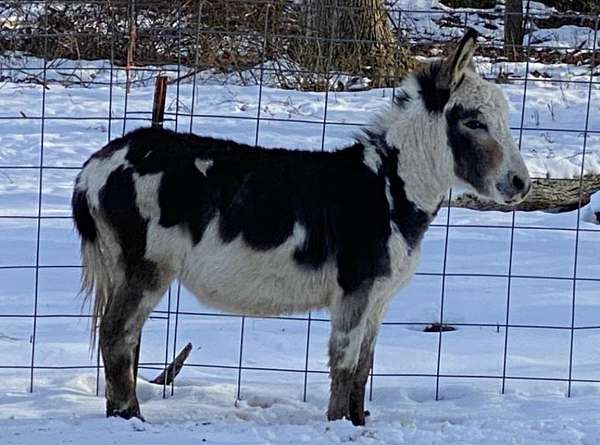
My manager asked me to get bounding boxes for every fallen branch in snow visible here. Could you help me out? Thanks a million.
[451,175,600,213]
[423,323,456,333]
[150,342,193,386]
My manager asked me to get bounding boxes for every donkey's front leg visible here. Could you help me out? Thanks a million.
[99,282,164,420]
[347,319,380,426]
[347,297,388,425]
[327,286,370,422]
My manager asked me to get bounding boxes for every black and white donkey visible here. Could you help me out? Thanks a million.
[72,29,531,425]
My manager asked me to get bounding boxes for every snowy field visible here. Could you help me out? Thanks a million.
[1,17,600,445]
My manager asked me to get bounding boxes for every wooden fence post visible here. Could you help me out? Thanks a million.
[152,75,168,128]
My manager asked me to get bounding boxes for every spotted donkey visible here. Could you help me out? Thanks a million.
[72,30,531,425]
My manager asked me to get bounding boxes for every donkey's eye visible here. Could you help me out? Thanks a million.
[465,120,487,130]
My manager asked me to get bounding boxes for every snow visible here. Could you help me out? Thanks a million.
[3,378,600,444]
[582,191,600,225]
[1,26,600,445]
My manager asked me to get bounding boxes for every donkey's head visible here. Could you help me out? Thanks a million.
[417,29,531,205]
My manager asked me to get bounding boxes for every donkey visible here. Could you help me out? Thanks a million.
[72,29,531,426]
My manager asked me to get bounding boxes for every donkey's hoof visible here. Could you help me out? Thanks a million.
[106,401,144,421]
[328,409,370,426]
[327,409,347,422]
[106,408,145,422]
[348,410,370,426]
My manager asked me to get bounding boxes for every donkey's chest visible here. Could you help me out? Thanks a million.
[371,229,419,302]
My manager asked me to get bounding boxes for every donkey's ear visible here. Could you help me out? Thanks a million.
[438,28,478,91]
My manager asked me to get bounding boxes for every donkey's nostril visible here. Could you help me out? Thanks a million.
[512,175,525,191]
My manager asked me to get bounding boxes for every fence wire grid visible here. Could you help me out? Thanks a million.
[0,0,600,406]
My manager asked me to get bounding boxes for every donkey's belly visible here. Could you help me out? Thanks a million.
[179,222,341,315]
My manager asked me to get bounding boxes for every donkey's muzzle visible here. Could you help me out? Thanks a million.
[496,172,532,204]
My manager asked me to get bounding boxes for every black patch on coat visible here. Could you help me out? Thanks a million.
[462,27,479,45]
[446,104,495,194]
[99,166,158,288]
[120,127,396,294]
[364,131,432,250]
[451,105,480,121]
[415,28,478,114]
[380,149,431,249]
[415,61,450,113]
[124,130,212,244]
[71,186,97,243]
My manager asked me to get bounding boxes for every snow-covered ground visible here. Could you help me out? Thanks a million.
[3,375,600,444]
[1,50,600,443]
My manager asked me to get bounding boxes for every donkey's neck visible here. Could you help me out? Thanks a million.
[365,107,453,215]
[392,112,452,213]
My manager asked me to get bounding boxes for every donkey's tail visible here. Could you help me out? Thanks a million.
[80,239,113,350]
[72,184,113,351]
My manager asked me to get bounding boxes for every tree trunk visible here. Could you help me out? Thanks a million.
[504,0,524,60]
[301,0,415,88]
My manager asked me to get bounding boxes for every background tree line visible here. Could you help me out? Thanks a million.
[1,0,597,89]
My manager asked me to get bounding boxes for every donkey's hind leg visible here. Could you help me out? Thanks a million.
[99,278,169,419]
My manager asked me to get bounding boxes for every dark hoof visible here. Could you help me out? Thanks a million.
[106,401,144,421]
[327,410,346,422]
[328,410,371,426]
[349,410,370,426]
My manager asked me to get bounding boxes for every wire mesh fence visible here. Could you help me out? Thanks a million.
[0,0,599,406]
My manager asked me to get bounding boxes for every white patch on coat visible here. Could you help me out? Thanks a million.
[133,171,162,218]
[179,222,341,316]
[132,171,189,273]
[194,159,213,175]
[362,147,382,174]
[334,322,367,370]
[76,145,130,210]
[384,103,453,215]
[385,178,394,213]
